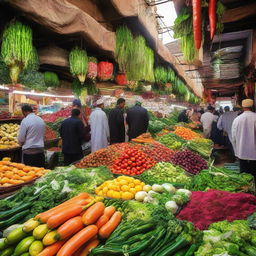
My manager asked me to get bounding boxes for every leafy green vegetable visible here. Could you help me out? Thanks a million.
[44,71,60,87]
[19,71,46,91]
[148,120,166,135]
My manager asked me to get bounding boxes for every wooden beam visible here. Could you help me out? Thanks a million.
[222,3,256,23]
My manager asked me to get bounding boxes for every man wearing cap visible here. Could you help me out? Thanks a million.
[89,99,110,152]
[108,98,126,144]
[126,101,149,140]
[232,99,256,175]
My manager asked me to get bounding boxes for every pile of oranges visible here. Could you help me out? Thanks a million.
[173,126,201,140]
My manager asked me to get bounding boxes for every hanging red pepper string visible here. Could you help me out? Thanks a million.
[192,0,202,49]
[209,0,216,40]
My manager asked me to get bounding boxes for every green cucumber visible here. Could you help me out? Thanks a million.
[0,210,30,230]
[20,253,29,256]
[6,227,27,245]
[13,236,35,256]
[0,203,33,221]
[0,246,15,256]
[0,239,7,251]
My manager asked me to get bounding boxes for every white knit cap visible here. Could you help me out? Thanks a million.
[242,99,253,108]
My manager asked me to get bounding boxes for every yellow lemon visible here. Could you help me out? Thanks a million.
[112,191,121,199]
[107,190,114,198]
[119,179,128,186]
[102,187,108,193]
[97,190,103,196]
[140,182,145,187]
[122,192,134,200]
[129,183,135,188]
[108,184,116,190]
[135,185,143,192]
[121,185,130,192]
[129,188,137,194]
[95,187,101,194]
[134,179,141,185]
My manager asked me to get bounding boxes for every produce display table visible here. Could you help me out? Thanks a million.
[0,146,21,163]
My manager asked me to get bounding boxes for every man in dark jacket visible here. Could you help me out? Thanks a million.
[60,109,85,165]
[178,109,189,123]
[126,101,149,140]
[108,98,126,144]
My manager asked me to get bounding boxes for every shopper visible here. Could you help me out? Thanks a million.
[232,99,256,175]
[200,105,215,138]
[178,109,189,123]
[60,109,85,165]
[126,101,149,140]
[108,98,126,144]
[89,99,110,152]
[18,105,45,167]
[217,106,239,159]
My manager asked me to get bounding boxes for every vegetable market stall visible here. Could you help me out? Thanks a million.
[0,125,255,256]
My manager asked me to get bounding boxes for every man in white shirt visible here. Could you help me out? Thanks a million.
[89,99,110,152]
[200,105,215,138]
[232,99,256,175]
[18,105,45,167]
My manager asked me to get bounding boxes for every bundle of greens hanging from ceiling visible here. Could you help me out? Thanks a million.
[115,26,154,90]
[0,20,48,91]
[172,0,225,64]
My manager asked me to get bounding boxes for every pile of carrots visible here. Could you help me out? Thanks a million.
[173,126,201,141]
[4,193,122,256]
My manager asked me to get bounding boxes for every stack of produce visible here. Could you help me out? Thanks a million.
[107,142,141,154]
[95,176,145,200]
[139,162,192,187]
[140,143,175,162]
[177,189,256,230]
[0,123,20,149]
[148,120,166,135]
[0,166,113,226]
[174,126,201,140]
[76,148,120,168]
[110,148,156,176]
[157,132,186,150]
[160,111,180,126]
[45,118,63,137]
[131,133,155,144]
[186,138,213,158]
[44,126,57,141]
[0,194,122,256]
[0,111,11,120]
[195,220,256,256]
[0,158,50,187]
[134,183,191,214]
[192,166,255,193]
[41,106,71,123]
[91,211,201,256]
[171,150,208,175]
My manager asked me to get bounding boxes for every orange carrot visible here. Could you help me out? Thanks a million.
[96,215,109,229]
[55,216,84,240]
[104,206,116,217]
[56,225,98,256]
[36,198,91,223]
[78,239,100,256]
[47,204,84,229]
[82,202,105,225]
[38,240,66,256]
[99,211,122,239]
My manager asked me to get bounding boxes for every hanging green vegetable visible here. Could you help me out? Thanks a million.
[154,67,168,85]
[0,56,11,84]
[192,0,202,49]
[1,21,34,84]
[69,47,88,84]
[19,71,46,91]
[71,78,83,97]
[44,72,60,87]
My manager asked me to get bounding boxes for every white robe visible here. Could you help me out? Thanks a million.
[89,107,110,153]
[231,111,256,160]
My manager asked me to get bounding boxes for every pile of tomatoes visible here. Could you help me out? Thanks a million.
[110,148,156,176]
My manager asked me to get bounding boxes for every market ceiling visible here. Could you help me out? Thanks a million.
[169,0,256,97]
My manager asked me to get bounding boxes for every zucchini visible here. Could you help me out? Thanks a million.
[0,210,30,230]
[32,224,48,240]
[3,224,23,238]
[29,240,44,256]
[13,236,35,256]
[22,219,39,233]
[0,238,7,251]
[20,253,29,256]
[0,247,14,256]
[5,227,27,245]
[0,203,33,221]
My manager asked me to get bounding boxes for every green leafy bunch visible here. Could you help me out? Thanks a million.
[44,71,60,87]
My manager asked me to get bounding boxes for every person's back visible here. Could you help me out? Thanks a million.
[126,103,149,140]
[217,111,238,139]
[200,106,215,138]
[109,98,126,144]
[60,109,85,165]
[178,110,188,123]
[90,99,109,152]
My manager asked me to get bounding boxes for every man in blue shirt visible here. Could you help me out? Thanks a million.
[60,109,85,165]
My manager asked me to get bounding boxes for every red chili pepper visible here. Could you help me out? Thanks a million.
[209,0,216,40]
[192,0,202,49]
